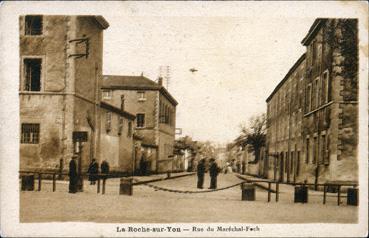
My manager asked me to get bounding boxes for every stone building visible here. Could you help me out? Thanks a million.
[300,18,358,185]
[19,15,109,172]
[265,18,358,185]
[101,75,178,173]
[266,54,306,183]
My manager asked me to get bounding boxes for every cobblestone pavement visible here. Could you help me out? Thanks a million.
[20,173,358,223]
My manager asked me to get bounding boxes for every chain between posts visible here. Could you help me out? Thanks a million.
[133,178,245,194]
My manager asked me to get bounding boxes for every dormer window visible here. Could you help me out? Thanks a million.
[25,15,43,36]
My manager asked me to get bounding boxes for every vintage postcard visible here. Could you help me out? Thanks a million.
[0,1,368,237]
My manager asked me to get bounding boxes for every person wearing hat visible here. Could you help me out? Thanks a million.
[208,158,219,189]
[197,159,206,189]
[68,156,78,193]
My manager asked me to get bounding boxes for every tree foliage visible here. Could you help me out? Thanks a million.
[236,113,266,164]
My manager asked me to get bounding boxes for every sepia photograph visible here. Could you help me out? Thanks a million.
[0,1,368,237]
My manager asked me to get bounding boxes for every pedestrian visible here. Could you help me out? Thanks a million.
[197,159,206,189]
[87,158,98,185]
[208,158,219,189]
[68,156,78,193]
[101,160,110,174]
[224,161,229,174]
[242,160,246,175]
[140,153,148,176]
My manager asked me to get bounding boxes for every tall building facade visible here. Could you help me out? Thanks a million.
[102,75,178,173]
[266,18,358,185]
[19,15,109,171]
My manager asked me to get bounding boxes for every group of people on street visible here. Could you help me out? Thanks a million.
[68,157,110,193]
[196,158,220,189]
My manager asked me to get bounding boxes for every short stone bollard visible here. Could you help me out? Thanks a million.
[241,183,255,201]
[347,188,358,206]
[294,185,308,203]
[119,178,133,195]
[21,175,35,191]
[166,171,171,178]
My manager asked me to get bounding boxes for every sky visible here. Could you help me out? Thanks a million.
[2,0,364,145]
[101,7,315,144]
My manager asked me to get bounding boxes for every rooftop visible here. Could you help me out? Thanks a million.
[100,101,135,120]
[266,53,306,102]
[102,75,178,106]
[301,18,327,46]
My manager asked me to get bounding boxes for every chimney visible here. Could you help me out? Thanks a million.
[158,77,163,86]
[120,95,125,111]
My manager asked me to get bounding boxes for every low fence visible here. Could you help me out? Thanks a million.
[237,175,358,206]
[19,170,195,195]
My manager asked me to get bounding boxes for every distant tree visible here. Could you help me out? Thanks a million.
[237,113,266,164]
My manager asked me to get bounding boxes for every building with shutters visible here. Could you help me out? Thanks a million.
[265,18,358,186]
[101,75,178,173]
[19,15,137,174]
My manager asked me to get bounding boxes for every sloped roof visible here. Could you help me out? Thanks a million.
[266,53,306,102]
[100,101,135,120]
[102,75,178,106]
[301,18,327,46]
[102,75,160,89]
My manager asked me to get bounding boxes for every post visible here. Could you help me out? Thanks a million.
[52,173,56,192]
[97,178,100,194]
[276,182,279,202]
[337,185,341,206]
[38,173,42,191]
[268,182,271,202]
[323,184,327,204]
[102,177,106,194]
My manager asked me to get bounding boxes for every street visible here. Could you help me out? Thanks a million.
[20,173,357,223]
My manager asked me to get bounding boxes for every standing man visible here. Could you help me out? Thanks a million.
[69,156,78,193]
[242,160,246,175]
[87,158,98,185]
[197,159,205,189]
[101,160,110,174]
[208,158,219,189]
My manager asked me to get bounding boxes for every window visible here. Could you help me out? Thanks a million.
[118,117,123,135]
[159,102,165,123]
[136,113,145,128]
[297,151,301,176]
[315,77,320,107]
[306,84,311,112]
[102,90,112,100]
[25,15,43,35]
[127,121,132,137]
[313,137,318,164]
[290,151,294,174]
[311,40,317,65]
[24,58,42,91]
[305,138,310,164]
[105,112,112,132]
[137,91,146,101]
[322,71,329,103]
[21,123,40,144]
[321,134,326,164]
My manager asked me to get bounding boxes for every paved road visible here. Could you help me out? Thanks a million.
[20,173,358,223]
